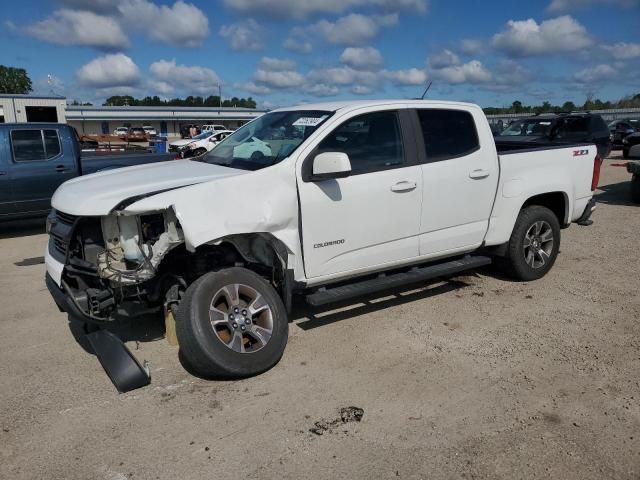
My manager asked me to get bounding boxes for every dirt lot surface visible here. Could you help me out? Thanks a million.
[1,154,638,480]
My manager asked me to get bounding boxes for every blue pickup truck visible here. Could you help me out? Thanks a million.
[0,123,173,220]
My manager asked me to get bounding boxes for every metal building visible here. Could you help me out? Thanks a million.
[65,105,267,137]
[0,94,66,123]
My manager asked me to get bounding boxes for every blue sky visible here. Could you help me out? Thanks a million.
[2,0,639,108]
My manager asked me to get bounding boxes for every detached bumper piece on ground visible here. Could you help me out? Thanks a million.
[85,329,151,394]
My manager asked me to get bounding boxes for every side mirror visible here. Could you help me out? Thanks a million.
[311,152,351,181]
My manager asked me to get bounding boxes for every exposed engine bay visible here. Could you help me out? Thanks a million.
[50,207,288,322]
[98,210,183,284]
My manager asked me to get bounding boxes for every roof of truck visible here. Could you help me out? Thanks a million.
[272,99,479,113]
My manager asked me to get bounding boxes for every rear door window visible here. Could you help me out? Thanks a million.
[11,129,61,162]
[11,130,47,162]
[43,130,61,158]
[416,109,480,162]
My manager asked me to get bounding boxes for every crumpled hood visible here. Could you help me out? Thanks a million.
[52,160,245,216]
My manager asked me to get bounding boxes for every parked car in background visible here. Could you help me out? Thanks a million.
[0,123,173,220]
[495,112,611,158]
[170,130,215,152]
[142,125,157,136]
[113,127,129,137]
[126,127,147,142]
[45,100,600,380]
[170,130,234,157]
[202,124,228,133]
[609,118,639,148]
[180,124,201,139]
[622,132,640,158]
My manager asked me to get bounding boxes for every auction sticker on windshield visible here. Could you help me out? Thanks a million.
[292,116,328,127]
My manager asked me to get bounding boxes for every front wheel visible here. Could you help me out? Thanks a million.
[502,206,560,281]
[176,268,288,378]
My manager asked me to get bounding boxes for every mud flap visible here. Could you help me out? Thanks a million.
[86,330,151,393]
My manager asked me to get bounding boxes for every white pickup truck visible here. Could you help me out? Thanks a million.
[45,100,600,379]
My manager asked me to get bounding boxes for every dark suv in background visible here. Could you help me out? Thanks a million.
[495,112,611,158]
[609,118,639,148]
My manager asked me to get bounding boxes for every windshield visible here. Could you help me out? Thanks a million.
[500,119,555,136]
[201,110,332,171]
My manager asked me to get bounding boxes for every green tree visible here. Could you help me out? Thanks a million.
[0,65,33,94]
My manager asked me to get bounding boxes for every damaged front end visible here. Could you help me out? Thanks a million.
[48,207,184,322]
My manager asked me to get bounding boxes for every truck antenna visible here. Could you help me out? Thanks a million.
[420,81,433,100]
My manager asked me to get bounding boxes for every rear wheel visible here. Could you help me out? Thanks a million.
[502,206,560,281]
[176,268,288,378]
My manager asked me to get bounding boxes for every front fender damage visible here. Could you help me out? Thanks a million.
[122,165,302,274]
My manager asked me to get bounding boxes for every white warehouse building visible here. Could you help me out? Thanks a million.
[0,94,267,136]
[66,105,267,137]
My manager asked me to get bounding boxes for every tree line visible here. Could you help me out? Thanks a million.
[102,95,257,109]
[483,93,640,115]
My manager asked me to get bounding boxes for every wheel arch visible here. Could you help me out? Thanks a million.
[521,191,569,227]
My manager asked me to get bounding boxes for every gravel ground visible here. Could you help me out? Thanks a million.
[0,153,638,480]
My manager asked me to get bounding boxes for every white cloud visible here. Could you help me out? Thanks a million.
[547,0,639,12]
[237,81,272,95]
[219,19,263,51]
[430,60,491,84]
[254,69,305,89]
[283,37,313,54]
[118,0,209,48]
[150,59,220,95]
[492,16,592,57]
[428,49,460,69]
[602,42,640,59]
[307,66,379,87]
[258,57,298,72]
[340,47,383,69]
[223,0,428,19]
[459,39,485,55]
[148,80,174,95]
[574,63,617,83]
[304,83,340,96]
[351,85,372,95]
[308,13,395,46]
[383,68,427,85]
[76,53,141,88]
[25,9,128,50]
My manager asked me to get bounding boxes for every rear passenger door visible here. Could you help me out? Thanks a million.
[9,128,75,215]
[413,108,499,257]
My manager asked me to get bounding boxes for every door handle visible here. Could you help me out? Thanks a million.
[390,181,417,192]
[55,165,67,173]
[469,169,490,179]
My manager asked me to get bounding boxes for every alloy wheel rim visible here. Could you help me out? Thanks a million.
[209,283,274,353]
[523,220,554,269]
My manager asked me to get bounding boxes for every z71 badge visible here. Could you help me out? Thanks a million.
[573,149,589,156]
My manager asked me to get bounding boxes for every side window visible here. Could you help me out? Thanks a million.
[43,130,61,158]
[11,130,46,162]
[416,109,479,162]
[316,111,405,175]
[556,117,589,138]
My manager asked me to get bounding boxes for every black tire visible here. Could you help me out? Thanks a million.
[622,149,629,159]
[631,175,640,204]
[176,268,288,379]
[502,206,561,281]
[192,148,207,157]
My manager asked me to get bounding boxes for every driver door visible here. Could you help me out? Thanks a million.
[297,108,422,279]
